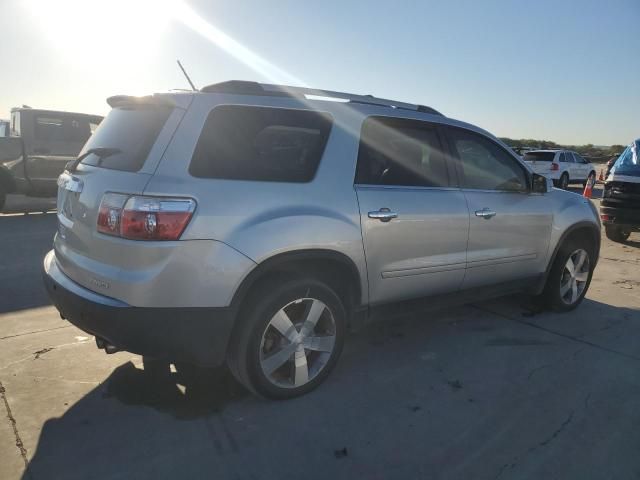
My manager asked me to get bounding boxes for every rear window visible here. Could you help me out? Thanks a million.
[189,105,333,182]
[80,106,171,172]
[523,151,556,162]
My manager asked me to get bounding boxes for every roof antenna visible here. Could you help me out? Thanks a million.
[177,60,197,91]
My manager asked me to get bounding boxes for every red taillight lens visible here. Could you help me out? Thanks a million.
[550,163,559,171]
[97,194,196,241]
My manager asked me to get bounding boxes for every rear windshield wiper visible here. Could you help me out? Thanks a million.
[67,147,122,172]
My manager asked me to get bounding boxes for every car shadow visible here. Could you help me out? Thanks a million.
[20,296,640,480]
[103,362,248,420]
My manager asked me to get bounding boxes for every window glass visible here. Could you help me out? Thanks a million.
[447,128,527,192]
[190,106,332,183]
[11,111,20,136]
[34,114,91,143]
[355,117,449,187]
[573,153,586,164]
[80,106,171,172]
[559,152,569,163]
[523,151,555,162]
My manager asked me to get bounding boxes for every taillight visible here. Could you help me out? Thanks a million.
[550,163,559,171]
[97,193,196,241]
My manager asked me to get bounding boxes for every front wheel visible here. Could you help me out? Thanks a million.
[605,225,631,243]
[540,239,594,311]
[227,278,346,399]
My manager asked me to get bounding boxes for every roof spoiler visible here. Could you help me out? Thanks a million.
[106,95,180,109]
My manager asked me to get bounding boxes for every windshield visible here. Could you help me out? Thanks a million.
[523,151,555,162]
[611,140,640,177]
[79,105,171,172]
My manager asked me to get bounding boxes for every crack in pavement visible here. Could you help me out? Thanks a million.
[0,325,72,341]
[0,381,31,477]
[536,411,574,448]
[472,305,640,362]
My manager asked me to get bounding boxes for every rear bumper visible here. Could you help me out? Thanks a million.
[600,204,640,228]
[42,250,235,367]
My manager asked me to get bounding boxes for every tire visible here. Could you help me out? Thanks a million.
[540,237,595,312]
[559,173,569,190]
[605,225,631,243]
[227,277,346,399]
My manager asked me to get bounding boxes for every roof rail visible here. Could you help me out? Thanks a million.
[200,80,443,116]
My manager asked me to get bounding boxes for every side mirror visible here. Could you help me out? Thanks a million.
[531,173,548,193]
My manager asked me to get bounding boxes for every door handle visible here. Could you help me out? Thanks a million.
[368,208,398,222]
[475,208,496,219]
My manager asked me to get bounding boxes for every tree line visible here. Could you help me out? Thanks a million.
[500,138,625,159]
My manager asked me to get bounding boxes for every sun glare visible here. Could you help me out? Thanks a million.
[24,0,173,67]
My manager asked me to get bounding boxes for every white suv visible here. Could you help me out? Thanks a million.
[523,150,596,189]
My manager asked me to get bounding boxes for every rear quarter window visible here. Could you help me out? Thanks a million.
[189,105,333,182]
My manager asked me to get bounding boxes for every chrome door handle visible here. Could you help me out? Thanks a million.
[475,208,496,219]
[368,208,398,222]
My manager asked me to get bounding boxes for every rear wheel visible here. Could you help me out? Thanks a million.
[605,225,631,243]
[227,278,346,399]
[559,173,569,190]
[541,238,594,311]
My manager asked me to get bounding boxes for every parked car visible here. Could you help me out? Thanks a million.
[0,120,8,137]
[43,81,601,399]
[601,139,640,242]
[0,107,103,210]
[523,149,596,189]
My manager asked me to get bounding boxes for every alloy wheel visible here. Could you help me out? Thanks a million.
[559,248,590,305]
[259,298,336,388]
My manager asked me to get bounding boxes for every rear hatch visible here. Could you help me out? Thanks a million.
[54,94,192,299]
[523,151,556,174]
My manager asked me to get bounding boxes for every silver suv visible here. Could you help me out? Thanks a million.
[43,81,601,398]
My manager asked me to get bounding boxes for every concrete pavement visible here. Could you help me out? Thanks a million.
[1,200,640,479]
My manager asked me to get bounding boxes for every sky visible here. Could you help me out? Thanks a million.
[0,0,638,146]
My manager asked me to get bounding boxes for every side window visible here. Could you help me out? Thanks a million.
[447,127,528,192]
[558,152,566,163]
[355,117,449,187]
[11,112,20,136]
[573,153,586,164]
[190,106,332,183]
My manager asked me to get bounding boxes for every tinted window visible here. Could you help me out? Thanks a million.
[447,128,527,192]
[80,106,171,172]
[355,117,449,187]
[523,151,555,162]
[35,115,91,143]
[11,111,20,136]
[612,143,640,177]
[559,152,569,162]
[190,106,332,183]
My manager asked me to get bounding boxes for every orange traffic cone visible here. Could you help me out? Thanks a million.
[598,169,604,181]
[583,175,594,199]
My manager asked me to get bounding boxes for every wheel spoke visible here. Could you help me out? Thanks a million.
[560,280,571,296]
[269,310,298,342]
[571,280,578,304]
[575,271,589,282]
[575,250,587,271]
[564,258,575,276]
[303,334,336,352]
[261,342,297,375]
[293,349,309,386]
[300,299,325,337]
